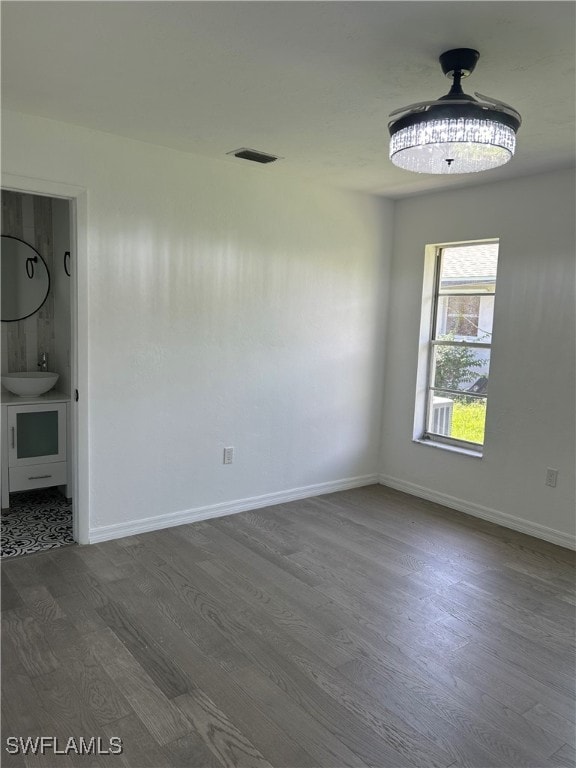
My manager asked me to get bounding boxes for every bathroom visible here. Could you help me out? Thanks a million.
[1,190,75,558]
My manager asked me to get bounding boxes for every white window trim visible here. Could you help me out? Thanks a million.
[413,239,499,457]
[413,436,483,458]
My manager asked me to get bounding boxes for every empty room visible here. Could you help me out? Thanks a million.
[1,2,575,767]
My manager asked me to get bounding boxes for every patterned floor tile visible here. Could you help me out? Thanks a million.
[1,488,73,559]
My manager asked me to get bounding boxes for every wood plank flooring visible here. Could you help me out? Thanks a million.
[2,484,575,767]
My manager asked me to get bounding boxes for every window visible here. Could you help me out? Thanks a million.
[422,241,499,451]
[445,295,480,337]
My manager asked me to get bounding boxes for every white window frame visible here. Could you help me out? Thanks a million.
[413,239,499,456]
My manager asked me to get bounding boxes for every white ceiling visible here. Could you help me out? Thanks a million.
[2,1,575,198]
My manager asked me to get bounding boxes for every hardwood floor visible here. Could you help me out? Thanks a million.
[2,484,575,767]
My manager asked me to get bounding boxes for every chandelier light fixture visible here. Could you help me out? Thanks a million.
[388,48,522,174]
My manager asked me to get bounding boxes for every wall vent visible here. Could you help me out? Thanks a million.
[227,148,280,164]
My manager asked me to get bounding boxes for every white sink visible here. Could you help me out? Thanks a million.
[1,372,59,397]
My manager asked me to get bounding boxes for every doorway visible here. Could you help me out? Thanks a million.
[1,180,86,555]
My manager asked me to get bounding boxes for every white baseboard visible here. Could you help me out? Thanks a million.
[88,473,379,544]
[379,474,576,551]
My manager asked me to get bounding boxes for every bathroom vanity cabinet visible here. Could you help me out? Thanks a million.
[1,393,71,509]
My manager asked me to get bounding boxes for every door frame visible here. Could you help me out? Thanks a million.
[2,173,89,544]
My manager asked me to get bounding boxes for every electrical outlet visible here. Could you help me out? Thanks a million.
[223,446,234,465]
[545,468,558,487]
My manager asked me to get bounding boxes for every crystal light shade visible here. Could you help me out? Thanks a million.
[390,118,516,174]
[388,49,522,176]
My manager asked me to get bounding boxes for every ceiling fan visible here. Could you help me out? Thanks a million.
[388,48,522,174]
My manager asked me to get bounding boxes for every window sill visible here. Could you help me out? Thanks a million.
[413,438,483,458]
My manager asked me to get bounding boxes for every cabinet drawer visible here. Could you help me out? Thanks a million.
[9,462,67,492]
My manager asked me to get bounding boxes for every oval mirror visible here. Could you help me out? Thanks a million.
[1,235,51,322]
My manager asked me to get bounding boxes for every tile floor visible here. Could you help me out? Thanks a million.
[1,487,73,559]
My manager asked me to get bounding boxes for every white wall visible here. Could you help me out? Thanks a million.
[2,110,392,540]
[380,168,576,548]
[4,110,573,549]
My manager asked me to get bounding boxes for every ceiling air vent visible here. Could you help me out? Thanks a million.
[227,148,280,164]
